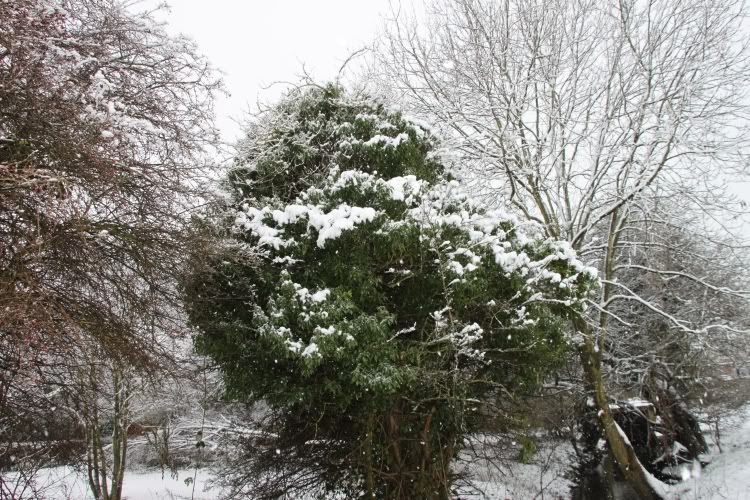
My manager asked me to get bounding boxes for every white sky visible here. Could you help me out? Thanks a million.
[148,1,749,234]
[152,0,395,143]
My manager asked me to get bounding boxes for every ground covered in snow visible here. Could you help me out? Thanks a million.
[2,467,219,500]
[665,403,750,500]
[4,402,750,499]
[457,436,573,499]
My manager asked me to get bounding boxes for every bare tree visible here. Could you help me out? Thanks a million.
[602,197,750,389]
[371,0,750,496]
[0,0,222,491]
[71,351,134,500]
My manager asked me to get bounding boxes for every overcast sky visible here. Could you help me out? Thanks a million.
[151,0,395,142]
[149,1,750,230]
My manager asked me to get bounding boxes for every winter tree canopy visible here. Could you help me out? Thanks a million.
[0,1,221,497]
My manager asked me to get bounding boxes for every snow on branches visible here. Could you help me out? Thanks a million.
[186,84,597,497]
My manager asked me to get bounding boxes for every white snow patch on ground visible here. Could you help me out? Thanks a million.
[2,467,219,499]
[455,436,573,499]
[666,404,750,500]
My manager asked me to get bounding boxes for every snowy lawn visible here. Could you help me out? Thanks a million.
[4,403,750,499]
[455,403,750,499]
[1,467,220,500]
[457,437,573,499]
[665,403,750,500]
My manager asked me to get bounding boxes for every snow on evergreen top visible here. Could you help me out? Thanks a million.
[213,84,597,399]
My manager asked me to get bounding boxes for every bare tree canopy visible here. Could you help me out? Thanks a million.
[0,0,222,365]
[371,0,750,497]
[373,0,750,241]
[1,1,222,495]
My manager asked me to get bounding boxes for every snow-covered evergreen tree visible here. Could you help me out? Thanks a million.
[184,84,596,499]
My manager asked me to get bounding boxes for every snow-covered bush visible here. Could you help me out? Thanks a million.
[183,84,596,498]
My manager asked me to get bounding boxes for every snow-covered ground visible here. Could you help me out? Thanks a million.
[1,467,220,500]
[4,403,750,499]
[455,436,573,499]
[466,402,750,500]
[665,404,750,500]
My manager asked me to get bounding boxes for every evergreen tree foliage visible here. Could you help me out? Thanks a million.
[183,84,596,499]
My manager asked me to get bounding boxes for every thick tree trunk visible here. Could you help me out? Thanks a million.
[575,317,665,500]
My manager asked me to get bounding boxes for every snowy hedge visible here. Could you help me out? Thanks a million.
[183,84,596,498]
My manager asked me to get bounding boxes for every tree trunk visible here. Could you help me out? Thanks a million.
[380,406,453,500]
[109,367,129,500]
[84,362,131,500]
[575,316,664,500]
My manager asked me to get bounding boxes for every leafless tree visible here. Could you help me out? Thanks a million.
[0,0,222,493]
[371,0,750,496]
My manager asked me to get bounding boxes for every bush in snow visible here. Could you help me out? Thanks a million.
[183,84,597,499]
